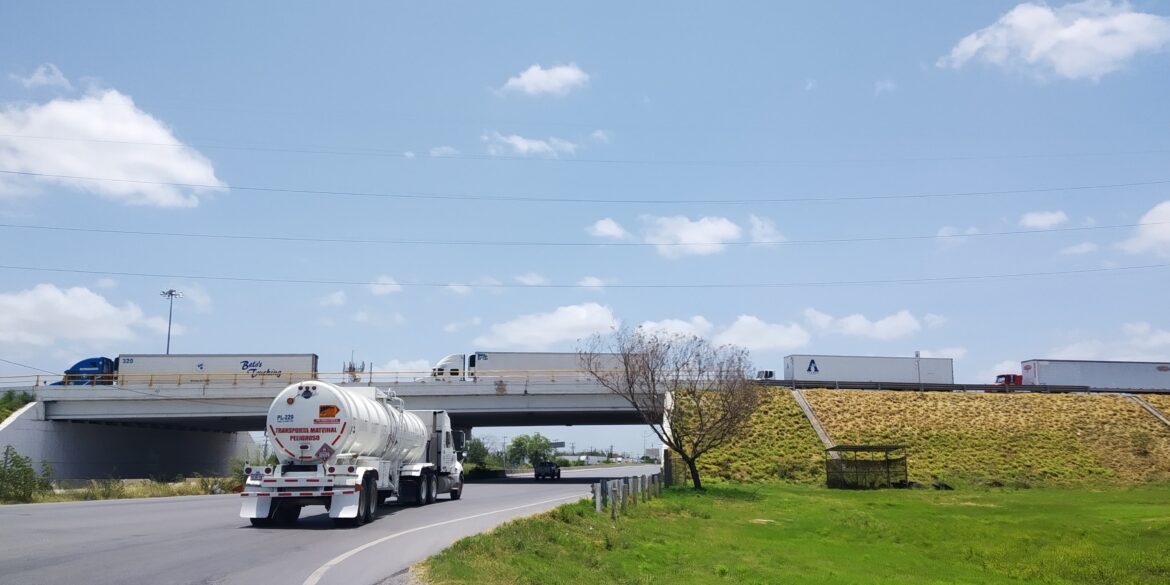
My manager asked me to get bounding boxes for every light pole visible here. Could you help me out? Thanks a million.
[160,289,183,354]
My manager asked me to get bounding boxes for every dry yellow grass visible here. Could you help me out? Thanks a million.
[697,389,825,483]
[805,390,1170,485]
[1143,394,1170,419]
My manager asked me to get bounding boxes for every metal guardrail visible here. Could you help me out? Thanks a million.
[0,369,609,389]
[758,379,1115,394]
[593,473,662,518]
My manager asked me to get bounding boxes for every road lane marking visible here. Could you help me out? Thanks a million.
[302,492,588,585]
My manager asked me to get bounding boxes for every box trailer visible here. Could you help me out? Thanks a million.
[1021,359,1170,391]
[427,351,619,382]
[116,353,318,387]
[783,354,954,384]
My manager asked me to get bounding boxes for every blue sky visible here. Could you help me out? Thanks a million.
[2,1,1169,455]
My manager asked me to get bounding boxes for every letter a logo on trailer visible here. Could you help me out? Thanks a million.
[807,359,819,373]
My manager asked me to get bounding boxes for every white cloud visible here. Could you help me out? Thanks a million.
[1060,241,1099,255]
[642,215,742,257]
[714,315,810,351]
[482,131,577,157]
[501,63,590,96]
[590,129,610,143]
[447,277,503,296]
[1048,321,1170,361]
[429,145,459,157]
[320,290,347,307]
[577,276,608,290]
[0,284,164,346]
[0,89,225,207]
[11,63,73,90]
[174,282,213,314]
[1119,200,1170,256]
[639,316,714,338]
[1019,210,1069,229]
[515,273,548,286]
[403,151,416,159]
[874,79,897,95]
[803,308,922,340]
[918,347,969,360]
[587,218,631,239]
[443,317,482,333]
[748,214,784,246]
[376,359,433,375]
[94,278,117,289]
[925,313,948,329]
[937,1,1170,81]
[473,302,618,350]
[369,275,402,295]
[936,225,980,247]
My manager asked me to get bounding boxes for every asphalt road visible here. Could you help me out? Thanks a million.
[0,464,661,585]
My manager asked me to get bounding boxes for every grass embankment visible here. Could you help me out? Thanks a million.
[422,482,1170,585]
[805,390,1170,485]
[697,389,825,483]
[1143,394,1170,419]
[0,390,35,423]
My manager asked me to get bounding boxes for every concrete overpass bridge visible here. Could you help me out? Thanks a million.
[0,375,655,479]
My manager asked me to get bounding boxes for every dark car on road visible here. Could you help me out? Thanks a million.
[534,461,561,480]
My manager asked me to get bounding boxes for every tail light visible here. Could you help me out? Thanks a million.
[328,466,335,473]
[244,467,253,475]
[347,466,355,473]
[264,467,272,474]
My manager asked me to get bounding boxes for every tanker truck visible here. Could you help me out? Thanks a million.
[239,380,465,527]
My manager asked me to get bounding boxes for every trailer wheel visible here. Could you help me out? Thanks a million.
[449,474,463,500]
[249,500,280,527]
[274,503,301,525]
[360,477,375,524]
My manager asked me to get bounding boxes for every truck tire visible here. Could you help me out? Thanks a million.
[426,474,437,505]
[413,477,427,507]
[274,503,301,525]
[449,474,463,500]
[249,501,281,527]
[360,476,375,524]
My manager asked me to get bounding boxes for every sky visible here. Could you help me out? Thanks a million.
[1,1,1169,456]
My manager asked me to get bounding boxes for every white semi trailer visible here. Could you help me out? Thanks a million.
[240,380,465,527]
[782,354,955,384]
[427,351,619,382]
[1020,359,1170,391]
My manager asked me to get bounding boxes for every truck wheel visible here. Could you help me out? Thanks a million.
[249,500,280,527]
[449,474,463,500]
[426,474,437,505]
[274,503,301,525]
[413,478,427,507]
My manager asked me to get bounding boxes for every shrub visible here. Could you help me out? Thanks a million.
[0,445,53,502]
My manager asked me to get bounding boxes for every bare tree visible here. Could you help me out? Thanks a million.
[580,327,759,490]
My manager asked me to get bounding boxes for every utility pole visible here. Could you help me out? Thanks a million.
[160,289,183,355]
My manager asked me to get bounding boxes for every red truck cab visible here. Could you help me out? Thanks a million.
[994,373,1023,385]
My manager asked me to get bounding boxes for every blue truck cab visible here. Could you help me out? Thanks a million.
[51,357,116,385]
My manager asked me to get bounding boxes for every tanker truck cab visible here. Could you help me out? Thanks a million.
[240,381,465,528]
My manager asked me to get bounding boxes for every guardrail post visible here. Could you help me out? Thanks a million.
[610,481,618,519]
[632,476,639,505]
[593,483,601,513]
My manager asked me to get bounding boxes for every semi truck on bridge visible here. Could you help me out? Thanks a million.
[996,359,1170,391]
[425,351,620,382]
[51,354,318,387]
[239,380,465,527]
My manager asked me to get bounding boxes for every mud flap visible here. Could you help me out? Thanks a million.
[329,491,361,519]
[240,497,273,519]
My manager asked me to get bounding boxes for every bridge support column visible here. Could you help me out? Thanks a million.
[0,403,257,480]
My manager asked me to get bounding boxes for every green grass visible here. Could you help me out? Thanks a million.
[0,390,36,423]
[697,389,825,483]
[422,482,1170,585]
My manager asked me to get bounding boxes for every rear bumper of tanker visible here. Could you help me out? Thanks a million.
[239,486,364,519]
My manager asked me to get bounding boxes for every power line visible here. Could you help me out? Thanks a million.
[0,220,1162,248]
[0,263,1164,289]
[0,357,57,375]
[1,132,1168,167]
[1,168,1166,205]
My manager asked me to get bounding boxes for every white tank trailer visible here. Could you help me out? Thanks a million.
[239,381,465,527]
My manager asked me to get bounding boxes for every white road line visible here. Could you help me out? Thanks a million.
[302,492,587,585]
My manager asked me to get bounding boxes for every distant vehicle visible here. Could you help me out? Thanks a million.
[994,373,1024,386]
[998,359,1170,391]
[425,351,620,383]
[783,354,955,385]
[534,461,561,480]
[50,354,318,387]
[239,380,465,527]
